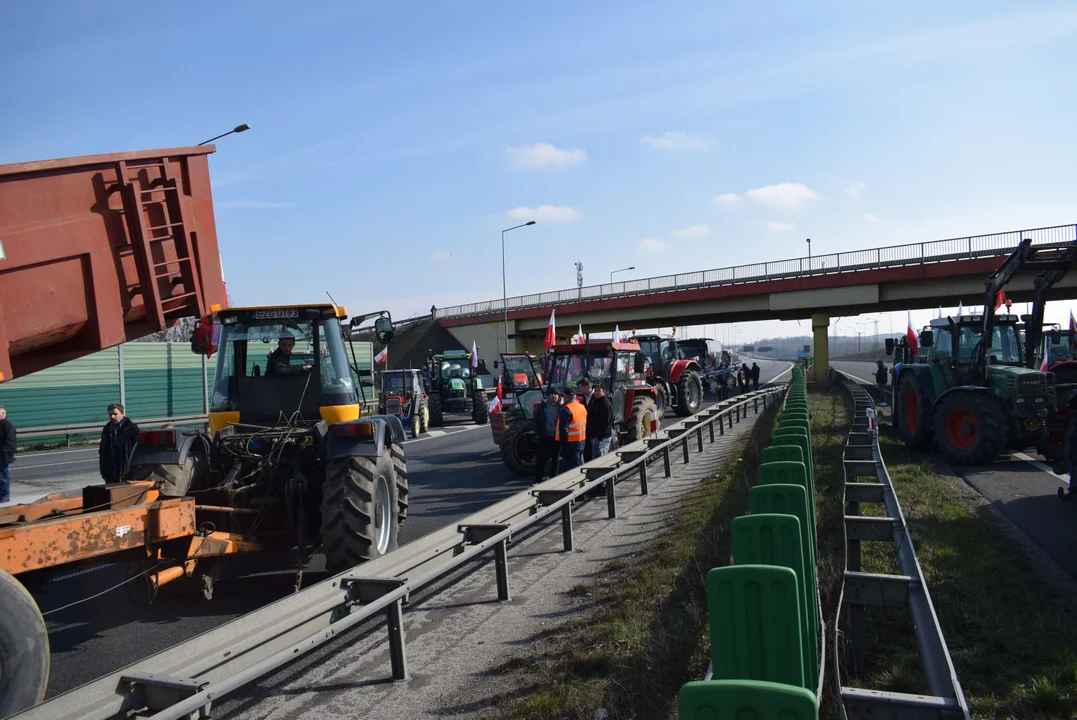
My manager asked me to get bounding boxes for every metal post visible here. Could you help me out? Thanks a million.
[387,599,407,680]
[663,447,671,477]
[709,421,715,442]
[638,461,649,495]
[118,345,126,407]
[561,505,574,551]
[682,438,690,464]
[494,539,511,601]
[202,354,210,415]
[696,427,704,452]
[606,477,617,518]
[501,230,508,354]
[754,398,759,414]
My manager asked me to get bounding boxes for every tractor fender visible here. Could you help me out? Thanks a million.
[326,415,406,461]
[929,385,997,416]
[130,427,208,469]
[667,359,702,385]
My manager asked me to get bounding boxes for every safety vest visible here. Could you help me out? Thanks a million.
[556,400,587,443]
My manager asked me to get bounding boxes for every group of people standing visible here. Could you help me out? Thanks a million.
[531,377,615,481]
[714,362,761,400]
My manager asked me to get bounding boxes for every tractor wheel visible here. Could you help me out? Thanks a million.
[625,395,659,444]
[410,414,421,438]
[933,393,1005,465]
[420,401,429,433]
[896,374,932,450]
[0,569,49,717]
[391,442,409,523]
[675,371,704,417]
[472,391,490,425]
[320,451,399,572]
[132,449,208,498]
[654,383,668,420]
[501,421,539,477]
[429,392,444,427]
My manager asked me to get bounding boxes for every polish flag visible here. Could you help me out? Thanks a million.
[1040,339,1050,372]
[489,376,504,413]
[957,301,964,316]
[906,311,919,355]
[470,340,479,369]
[374,346,388,364]
[575,324,584,344]
[544,309,556,351]
[613,325,622,343]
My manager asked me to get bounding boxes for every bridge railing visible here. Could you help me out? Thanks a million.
[436,224,1076,319]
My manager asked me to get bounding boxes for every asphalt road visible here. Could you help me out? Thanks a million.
[831,360,1077,582]
[29,359,793,700]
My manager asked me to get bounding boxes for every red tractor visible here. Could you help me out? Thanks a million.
[630,333,705,418]
[495,341,661,476]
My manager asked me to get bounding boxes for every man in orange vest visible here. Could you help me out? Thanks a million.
[556,387,588,470]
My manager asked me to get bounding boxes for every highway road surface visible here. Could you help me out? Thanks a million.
[832,360,1077,582]
[25,359,793,699]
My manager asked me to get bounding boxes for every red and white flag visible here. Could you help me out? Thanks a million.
[1040,336,1050,372]
[544,309,556,351]
[613,325,622,343]
[574,324,584,344]
[374,346,388,364]
[906,311,919,355]
[470,340,479,369]
[957,301,964,316]
[489,376,504,413]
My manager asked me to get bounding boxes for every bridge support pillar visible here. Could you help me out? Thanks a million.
[812,314,830,382]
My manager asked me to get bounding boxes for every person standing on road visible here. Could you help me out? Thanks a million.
[577,378,595,462]
[588,385,615,458]
[751,362,761,391]
[0,408,16,503]
[874,361,889,406]
[556,389,587,470]
[100,404,140,483]
[532,388,562,481]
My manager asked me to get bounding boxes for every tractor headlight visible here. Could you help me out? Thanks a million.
[1023,417,1043,432]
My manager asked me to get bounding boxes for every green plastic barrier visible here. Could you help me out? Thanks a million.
[779,418,810,434]
[732,514,815,689]
[760,445,804,466]
[749,483,820,647]
[679,680,818,719]
[772,430,813,473]
[756,461,816,550]
[707,565,806,689]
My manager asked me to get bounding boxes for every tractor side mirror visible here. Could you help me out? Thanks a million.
[919,329,934,348]
[634,353,646,375]
[493,360,499,369]
[885,338,895,356]
[374,317,394,345]
[1050,328,1062,344]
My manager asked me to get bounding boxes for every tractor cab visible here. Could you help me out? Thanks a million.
[202,305,394,435]
[1048,328,1076,365]
[498,353,545,413]
[379,369,428,437]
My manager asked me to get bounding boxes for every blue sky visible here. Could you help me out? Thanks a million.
[4,1,1077,343]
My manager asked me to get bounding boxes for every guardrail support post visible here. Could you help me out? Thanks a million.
[754,398,759,414]
[460,524,512,602]
[663,447,671,477]
[696,427,704,452]
[639,461,649,495]
[535,490,575,551]
[345,578,409,680]
[709,421,715,443]
[606,475,617,518]
[682,437,690,464]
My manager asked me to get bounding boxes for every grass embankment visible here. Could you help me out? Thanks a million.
[489,401,782,720]
[809,386,1077,720]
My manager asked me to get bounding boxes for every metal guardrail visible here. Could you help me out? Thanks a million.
[16,385,786,720]
[834,373,970,719]
[436,224,1077,319]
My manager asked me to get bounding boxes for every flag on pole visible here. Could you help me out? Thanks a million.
[937,306,942,319]
[957,301,964,316]
[994,289,1012,311]
[544,309,556,351]
[575,324,584,345]
[374,346,388,364]
[470,340,479,369]
[1069,310,1075,335]
[906,311,919,355]
[1040,336,1050,372]
[489,376,504,413]
[613,325,622,343]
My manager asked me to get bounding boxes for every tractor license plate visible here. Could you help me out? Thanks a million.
[253,308,300,320]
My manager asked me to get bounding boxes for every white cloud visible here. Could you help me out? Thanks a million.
[505,143,587,170]
[427,251,452,261]
[671,224,711,238]
[744,183,822,209]
[639,238,670,251]
[506,204,581,223]
[843,180,868,198]
[768,221,795,232]
[711,192,743,206]
[217,200,297,209]
[641,131,716,150]
[864,213,880,224]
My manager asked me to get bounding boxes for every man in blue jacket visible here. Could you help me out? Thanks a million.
[532,387,562,481]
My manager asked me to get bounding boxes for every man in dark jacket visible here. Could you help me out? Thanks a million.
[577,378,595,462]
[267,336,312,376]
[587,385,615,457]
[751,362,761,391]
[100,403,140,483]
[532,388,562,481]
[874,361,889,406]
[0,407,15,502]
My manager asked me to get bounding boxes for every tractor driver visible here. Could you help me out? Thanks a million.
[267,335,313,376]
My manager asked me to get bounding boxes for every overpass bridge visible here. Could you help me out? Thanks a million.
[432,224,1077,376]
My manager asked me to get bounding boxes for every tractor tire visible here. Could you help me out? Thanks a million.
[132,450,208,498]
[429,392,444,427]
[320,451,399,573]
[420,402,429,433]
[501,421,539,477]
[625,395,659,445]
[933,392,1005,465]
[472,391,490,425]
[895,374,932,450]
[654,383,669,420]
[674,370,704,417]
[0,569,49,717]
[410,414,421,438]
[391,442,409,523]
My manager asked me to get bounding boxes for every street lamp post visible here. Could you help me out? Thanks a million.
[610,266,635,283]
[502,221,537,352]
[197,123,251,146]
[806,237,812,266]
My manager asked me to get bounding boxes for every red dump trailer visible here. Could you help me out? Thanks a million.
[0,146,227,381]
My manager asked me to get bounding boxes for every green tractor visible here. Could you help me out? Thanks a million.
[427,349,489,427]
[885,238,1075,464]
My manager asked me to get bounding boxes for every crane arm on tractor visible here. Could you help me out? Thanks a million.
[1020,244,1077,369]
